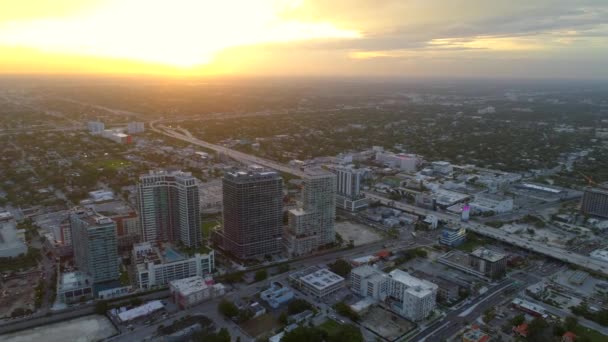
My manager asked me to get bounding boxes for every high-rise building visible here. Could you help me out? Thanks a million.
[127,122,145,134]
[70,207,120,284]
[284,169,336,256]
[87,121,104,135]
[137,171,202,248]
[581,187,608,219]
[221,169,283,259]
[335,166,368,212]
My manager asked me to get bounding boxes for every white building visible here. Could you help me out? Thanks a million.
[432,161,453,175]
[350,266,437,321]
[376,152,420,172]
[284,169,336,256]
[469,193,514,214]
[87,121,104,134]
[169,276,225,309]
[290,267,345,298]
[127,122,145,134]
[101,129,132,144]
[133,242,215,289]
[335,166,368,212]
[0,212,27,258]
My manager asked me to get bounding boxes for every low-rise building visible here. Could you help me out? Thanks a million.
[440,226,466,247]
[116,300,164,322]
[169,276,225,309]
[469,248,507,279]
[0,211,27,258]
[260,282,294,308]
[350,266,438,321]
[462,325,490,342]
[57,271,93,304]
[469,193,513,214]
[133,242,215,289]
[289,267,345,298]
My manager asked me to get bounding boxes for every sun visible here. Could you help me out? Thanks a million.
[0,0,360,69]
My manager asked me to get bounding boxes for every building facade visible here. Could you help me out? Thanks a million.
[440,226,466,247]
[137,171,202,248]
[169,276,225,309]
[70,208,120,284]
[350,266,438,321]
[284,169,336,256]
[335,167,368,212]
[581,187,608,219]
[469,247,507,279]
[221,170,283,259]
[133,242,214,289]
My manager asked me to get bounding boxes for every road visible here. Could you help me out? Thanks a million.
[150,121,608,276]
[362,191,608,276]
[150,121,308,178]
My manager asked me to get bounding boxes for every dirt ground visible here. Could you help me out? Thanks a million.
[0,271,39,318]
[335,221,385,246]
[360,306,415,341]
[1,314,117,342]
[239,313,281,338]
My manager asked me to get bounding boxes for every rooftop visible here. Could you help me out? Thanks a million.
[388,269,438,298]
[59,271,92,292]
[299,268,344,290]
[471,247,507,262]
[117,300,164,322]
[169,276,211,296]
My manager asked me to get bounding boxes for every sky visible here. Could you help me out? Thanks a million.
[0,0,607,79]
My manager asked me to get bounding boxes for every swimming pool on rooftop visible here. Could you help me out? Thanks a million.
[163,247,186,262]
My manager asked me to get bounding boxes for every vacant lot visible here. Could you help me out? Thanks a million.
[239,313,281,338]
[1,314,117,342]
[335,221,384,246]
[360,306,414,341]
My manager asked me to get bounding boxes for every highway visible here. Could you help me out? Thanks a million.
[362,191,608,276]
[149,121,308,178]
[150,119,608,276]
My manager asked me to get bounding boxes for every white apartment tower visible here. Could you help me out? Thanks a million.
[137,171,202,248]
[284,169,336,256]
[351,266,438,321]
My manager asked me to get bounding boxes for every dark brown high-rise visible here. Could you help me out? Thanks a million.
[221,169,283,259]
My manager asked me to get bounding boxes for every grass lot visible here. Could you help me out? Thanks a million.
[92,159,131,170]
[201,220,220,238]
[573,325,607,342]
[119,269,130,286]
[240,313,281,338]
[319,319,342,335]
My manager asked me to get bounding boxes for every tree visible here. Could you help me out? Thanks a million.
[282,326,326,342]
[329,259,352,278]
[564,316,578,331]
[510,314,525,326]
[218,299,239,318]
[95,300,109,315]
[527,317,548,341]
[288,299,313,315]
[328,324,364,342]
[334,302,359,322]
[255,269,268,282]
[279,312,288,325]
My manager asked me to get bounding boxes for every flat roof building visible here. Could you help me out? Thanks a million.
[290,267,345,298]
[350,266,438,321]
[581,187,608,219]
[440,226,466,247]
[221,169,283,259]
[133,242,215,289]
[469,247,508,280]
[138,170,201,248]
[169,276,225,309]
[284,169,337,256]
[70,207,120,284]
[57,271,93,304]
